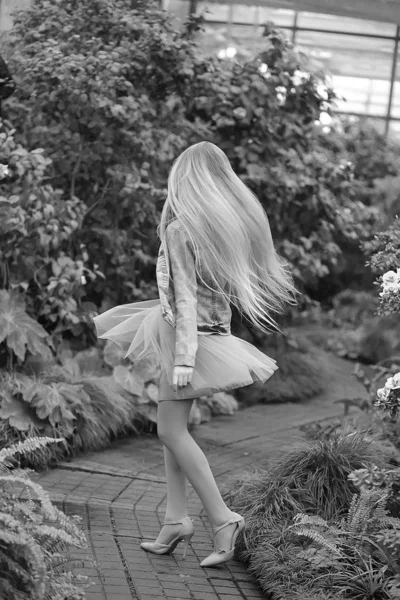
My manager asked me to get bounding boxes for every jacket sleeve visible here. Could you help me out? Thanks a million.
[166,225,198,368]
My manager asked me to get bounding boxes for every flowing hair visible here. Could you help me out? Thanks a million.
[157,141,298,333]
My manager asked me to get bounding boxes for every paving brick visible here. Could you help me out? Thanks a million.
[189,595,219,600]
[161,582,190,589]
[103,585,132,593]
[186,584,215,594]
[34,354,366,600]
[164,592,192,599]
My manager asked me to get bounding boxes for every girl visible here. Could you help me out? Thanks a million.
[93,141,296,568]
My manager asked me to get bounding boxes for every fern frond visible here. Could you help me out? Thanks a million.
[0,547,34,589]
[0,476,57,520]
[290,514,329,528]
[0,573,31,600]
[0,528,46,594]
[45,504,86,543]
[0,510,23,530]
[35,524,86,549]
[346,490,390,538]
[380,516,400,529]
[0,434,91,600]
[289,526,342,555]
[297,546,342,570]
[0,437,65,464]
[12,501,43,522]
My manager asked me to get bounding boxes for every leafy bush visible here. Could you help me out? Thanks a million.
[224,425,400,600]
[224,196,400,600]
[0,356,149,470]
[0,436,93,600]
[287,490,400,599]
[5,0,377,315]
[0,123,102,362]
[320,119,400,205]
[364,218,400,317]
[307,219,400,363]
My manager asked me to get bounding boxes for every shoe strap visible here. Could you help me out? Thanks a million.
[162,517,192,526]
[213,516,243,534]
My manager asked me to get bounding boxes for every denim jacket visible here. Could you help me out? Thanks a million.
[156,220,232,367]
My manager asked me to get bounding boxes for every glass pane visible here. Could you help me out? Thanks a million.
[297,11,396,36]
[389,120,400,139]
[296,31,394,80]
[163,0,190,22]
[1,0,32,31]
[332,76,391,117]
[200,22,231,55]
[229,24,263,57]
[232,4,258,24]
[199,21,291,60]
[391,83,400,119]
[390,55,400,119]
[257,7,295,28]
[364,118,386,135]
[197,2,229,22]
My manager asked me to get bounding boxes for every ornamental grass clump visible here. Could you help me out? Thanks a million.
[224,425,400,600]
[0,436,93,600]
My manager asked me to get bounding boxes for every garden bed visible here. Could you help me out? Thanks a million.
[224,361,400,600]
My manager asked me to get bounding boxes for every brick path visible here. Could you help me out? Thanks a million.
[32,356,367,600]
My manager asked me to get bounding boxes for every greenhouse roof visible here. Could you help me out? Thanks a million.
[202,0,400,25]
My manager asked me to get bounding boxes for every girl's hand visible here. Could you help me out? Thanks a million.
[172,365,194,393]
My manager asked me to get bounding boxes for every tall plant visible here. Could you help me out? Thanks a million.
[6,0,376,314]
[0,436,92,600]
[0,123,101,365]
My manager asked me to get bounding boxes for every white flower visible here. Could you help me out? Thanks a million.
[382,270,399,284]
[292,70,310,86]
[0,164,10,179]
[377,387,389,400]
[384,375,400,391]
[233,107,247,119]
[81,275,87,285]
[383,282,400,294]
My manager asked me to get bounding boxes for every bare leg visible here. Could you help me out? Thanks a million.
[164,445,188,521]
[157,399,239,549]
[155,445,189,545]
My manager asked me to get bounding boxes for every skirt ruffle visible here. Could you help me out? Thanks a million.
[93,299,278,402]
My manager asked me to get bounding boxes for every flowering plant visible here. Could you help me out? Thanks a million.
[375,371,400,420]
[378,268,400,315]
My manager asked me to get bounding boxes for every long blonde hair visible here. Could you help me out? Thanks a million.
[157,141,297,333]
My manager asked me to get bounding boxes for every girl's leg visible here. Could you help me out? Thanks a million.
[155,445,189,545]
[164,445,188,521]
[157,399,238,548]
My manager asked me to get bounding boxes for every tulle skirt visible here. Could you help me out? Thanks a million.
[93,299,278,402]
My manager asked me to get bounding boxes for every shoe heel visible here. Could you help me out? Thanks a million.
[181,532,193,560]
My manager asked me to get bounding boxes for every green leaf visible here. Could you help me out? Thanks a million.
[113,365,143,396]
[103,340,125,367]
[23,381,79,433]
[0,396,45,431]
[0,290,51,362]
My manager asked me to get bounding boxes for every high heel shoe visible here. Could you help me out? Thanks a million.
[200,514,247,568]
[140,516,194,560]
